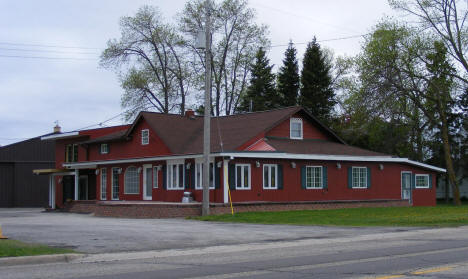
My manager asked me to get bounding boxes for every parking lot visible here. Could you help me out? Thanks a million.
[0,208,423,253]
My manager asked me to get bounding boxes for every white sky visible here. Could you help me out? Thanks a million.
[0,0,397,146]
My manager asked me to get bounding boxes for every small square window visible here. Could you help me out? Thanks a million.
[141,129,149,145]
[100,144,109,154]
[290,118,303,139]
[415,174,429,188]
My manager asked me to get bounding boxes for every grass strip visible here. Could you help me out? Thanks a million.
[0,239,75,258]
[195,205,468,227]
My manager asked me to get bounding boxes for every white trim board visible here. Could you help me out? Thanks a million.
[41,132,79,140]
[63,152,446,173]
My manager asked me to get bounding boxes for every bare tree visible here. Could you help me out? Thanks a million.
[180,0,269,115]
[101,6,193,119]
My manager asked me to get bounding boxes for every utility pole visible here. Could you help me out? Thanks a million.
[202,0,212,216]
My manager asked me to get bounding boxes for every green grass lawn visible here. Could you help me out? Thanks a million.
[196,205,468,227]
[0,239,75,258]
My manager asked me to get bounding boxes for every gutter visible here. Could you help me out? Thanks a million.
[62,152,446,173]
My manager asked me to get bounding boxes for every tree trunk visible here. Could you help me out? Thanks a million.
[444,173,449,204]
[440,116,461,205]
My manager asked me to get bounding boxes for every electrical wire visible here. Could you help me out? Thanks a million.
[0,54,96,61]
[0,41,101,50]
[0,47,99,55]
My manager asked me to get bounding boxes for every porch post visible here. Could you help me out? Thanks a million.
[51,175,56,209]
[74,169,79,200]
[48,175,53,208]
[223,159,229,204]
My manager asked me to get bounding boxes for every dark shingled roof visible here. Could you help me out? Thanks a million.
[135,106,343,155]
[265,137,390,157]
[87,106,387,157]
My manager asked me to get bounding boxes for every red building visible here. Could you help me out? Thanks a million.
[41,107,444,211]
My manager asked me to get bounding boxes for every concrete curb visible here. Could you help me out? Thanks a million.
[0,253,84,267]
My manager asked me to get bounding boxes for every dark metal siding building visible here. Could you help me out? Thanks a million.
[0,137,55,207]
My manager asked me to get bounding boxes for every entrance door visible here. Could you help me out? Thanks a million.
[143,164,152,200]
[79,175,88,200]
[401,172,412,201]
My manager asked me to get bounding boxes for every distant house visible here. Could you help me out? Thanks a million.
[41,107,445,213]
[0,131,56,207]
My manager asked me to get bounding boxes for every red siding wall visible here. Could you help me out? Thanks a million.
[88,121,171,161]
[266,112,331,140]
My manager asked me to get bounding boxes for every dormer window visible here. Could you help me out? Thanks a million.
[100,143,109,154]
[141,129,149,145]
[290,118,303,139]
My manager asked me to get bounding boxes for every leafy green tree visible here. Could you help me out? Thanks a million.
[299,37,336,123]
[344,21,463,204]
[277,41,300,106]
[237,47,278,112]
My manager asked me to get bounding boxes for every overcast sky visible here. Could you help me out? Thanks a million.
[0,0,398,146]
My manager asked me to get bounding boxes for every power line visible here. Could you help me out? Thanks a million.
[270,34,368,48]
[0,54,96,61]
[0,47,99,55]
[0,41,101,50]
[75,112,126,131]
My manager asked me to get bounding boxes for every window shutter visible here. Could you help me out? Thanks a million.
[367,167,371,188]
[322,166,328,189]
[348,167,353,188]
[228,164,235,190]
[215,165,221,189]
[162,165,167,190]
[411,173,415,189]
[429,174,433,189]
[190,165,195,189]
[184,165,189,190]
[98,145,102,155]
[301,166,306,189]
[107,144,110,154]
[278,164,283,189]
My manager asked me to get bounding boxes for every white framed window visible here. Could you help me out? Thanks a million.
[263,164,278,189]
[141,129,149,145]
[290,118,303,139]
[100,144,109,154]
[415,174,429,188]
[124,166,140,194]
[306,166,323,189]
[235,164,251,190]
[100,168,107,200]
[195,162,215,189]
[167,160,184,190]
[111,167,120,200]
[352,167,367,188]
[153,166,159,188]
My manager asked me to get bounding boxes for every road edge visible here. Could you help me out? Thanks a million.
[0,253,84,267]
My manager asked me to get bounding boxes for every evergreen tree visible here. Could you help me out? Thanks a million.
[277,41,300,106]
[237,47,278,112]
[299,37,336,122]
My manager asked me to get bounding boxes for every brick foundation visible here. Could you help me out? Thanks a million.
[62,199,409,218]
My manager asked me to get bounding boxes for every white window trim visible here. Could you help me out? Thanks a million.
[166,159,185,190]
[195,158,215,190]
[141,129,149,145]
[153,166,159,189]
[111,167,120,200]
[263,164,278,189]
[142,164,152,200]
[235,163,251,190]
[415,174,430,189]
[352,166,368,189]
[100,143,109,154]
[305,166,323,189]
[290,118,303,140]
[100,168,107,200]
[124,166,140,194]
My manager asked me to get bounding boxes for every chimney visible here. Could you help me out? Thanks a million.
[185,109,195,119]
[53,122,61,133]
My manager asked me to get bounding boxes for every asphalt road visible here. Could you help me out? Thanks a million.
[1,208,468,278]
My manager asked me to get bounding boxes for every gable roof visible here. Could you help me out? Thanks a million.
[123,106,344,155]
